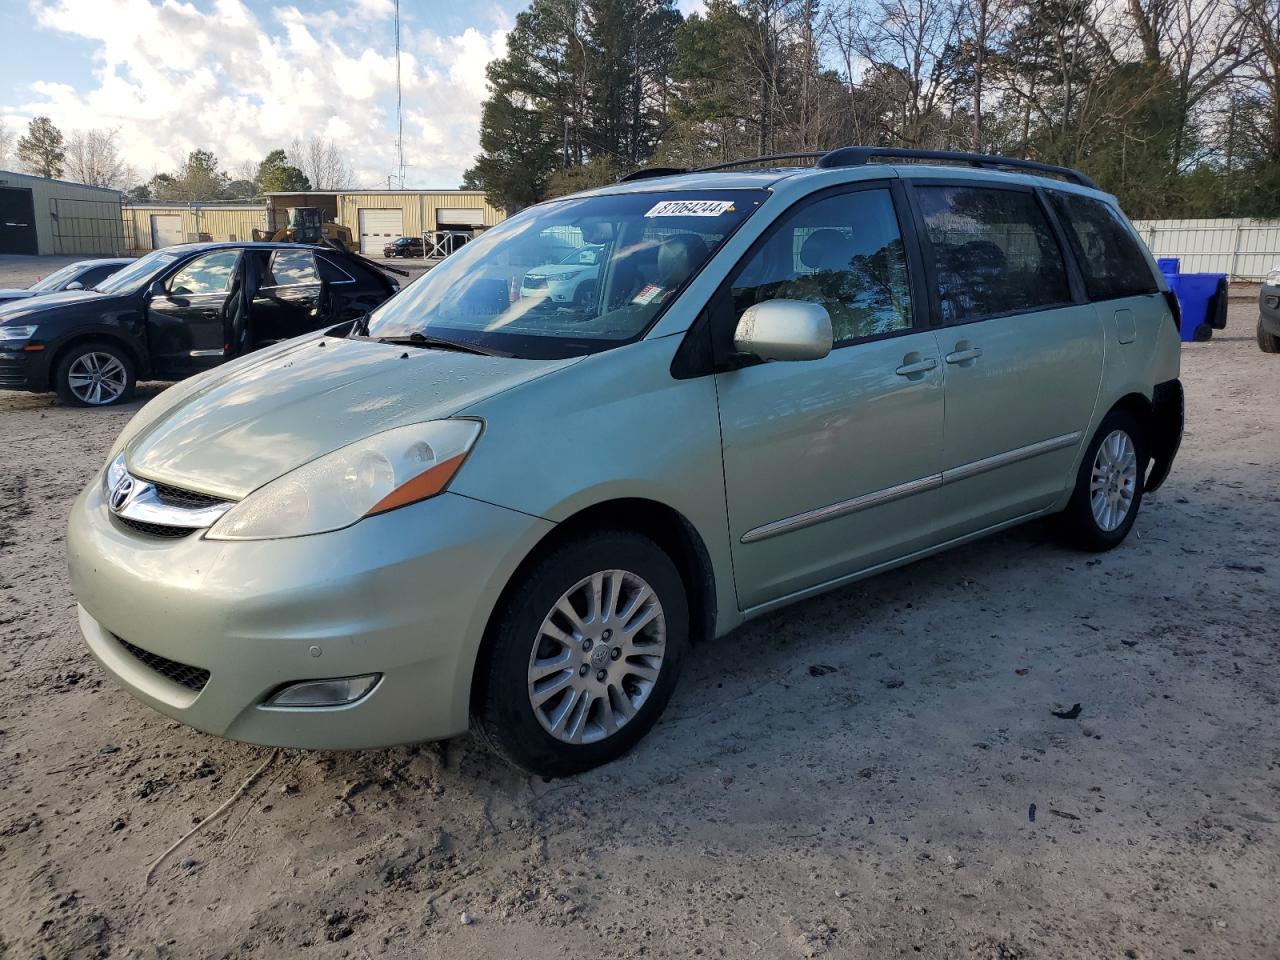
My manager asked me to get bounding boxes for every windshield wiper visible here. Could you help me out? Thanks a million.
[376,332,508,357]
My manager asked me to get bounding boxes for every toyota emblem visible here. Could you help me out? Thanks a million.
[109,475,136,513]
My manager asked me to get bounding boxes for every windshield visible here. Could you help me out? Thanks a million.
[365,190,766,359]
[30,264,81,291]
[94,249,182,295]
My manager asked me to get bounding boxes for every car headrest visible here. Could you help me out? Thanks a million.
[657,233,709,287]
[799,229,852,272]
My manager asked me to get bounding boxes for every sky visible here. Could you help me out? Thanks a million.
[0,0,705,190]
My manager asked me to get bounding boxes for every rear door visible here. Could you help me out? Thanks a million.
[146,249,241,377]
[252,249,322,344]
[906,179,1103,539]
[714,181,947,610]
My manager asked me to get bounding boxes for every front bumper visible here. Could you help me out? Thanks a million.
[68,479,553,749]
[0,347,43,391]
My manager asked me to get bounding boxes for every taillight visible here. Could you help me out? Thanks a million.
[1163,290,1181,332]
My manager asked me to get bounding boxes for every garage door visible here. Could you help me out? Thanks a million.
[359,208,404,256]
[0,187,38,256]
[436,208,485,227]
[150,214,184,249]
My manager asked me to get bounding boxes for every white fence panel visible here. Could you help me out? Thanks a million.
[1130,218,1280,281]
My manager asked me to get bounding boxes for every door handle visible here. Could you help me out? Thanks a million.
[201,309,221,319]
[895,358,939,377]
[945,346,983,364]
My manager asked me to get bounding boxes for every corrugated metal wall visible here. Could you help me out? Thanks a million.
[1131,217,1280,281]
[0,169,125,255]
[337,191,502,237]
[123,205,268,252]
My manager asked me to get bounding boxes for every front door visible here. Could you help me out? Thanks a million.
[714,183,947,610]
[146,249,242,377]
[908,181,1103,538]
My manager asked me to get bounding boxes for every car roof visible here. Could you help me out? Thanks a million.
[70,257,134,267]
[568,153,1116,204]
[153,240,345,255]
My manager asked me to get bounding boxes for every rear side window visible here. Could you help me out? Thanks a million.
[731,188,913,345]
[1048,192,1158,301]
[916,185,1071,322]
[265,250,319,286]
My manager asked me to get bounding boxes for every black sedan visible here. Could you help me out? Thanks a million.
[0,242,399,406]
[0,257,133,305]
[383,236,424,258]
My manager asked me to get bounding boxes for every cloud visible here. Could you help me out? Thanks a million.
[6,0,509,188]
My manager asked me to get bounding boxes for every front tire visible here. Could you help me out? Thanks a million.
[1259,318,1280,353]
[473,531,689,777]
[54,340,136,407]
[1057,409,1148,551]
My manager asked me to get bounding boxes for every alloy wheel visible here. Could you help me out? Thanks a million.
[1089,429,1138,532]
[67,352,127,405]
[527,569,666,745]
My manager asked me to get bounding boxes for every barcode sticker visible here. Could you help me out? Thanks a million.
[644,200,736,218]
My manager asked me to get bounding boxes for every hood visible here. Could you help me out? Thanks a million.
[526,264,594,282]
[0,289,108,321]
[0,289,37,301]
[124,335,577,499]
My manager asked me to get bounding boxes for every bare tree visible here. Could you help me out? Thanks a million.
[289,137,356,190]
[0,119,13,168]
[64,128,136,190]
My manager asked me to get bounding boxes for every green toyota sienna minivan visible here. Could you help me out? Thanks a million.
[68,148,1185,776]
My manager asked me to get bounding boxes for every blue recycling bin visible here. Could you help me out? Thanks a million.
[1157,257,1180,275]
[1167,272,1227,342]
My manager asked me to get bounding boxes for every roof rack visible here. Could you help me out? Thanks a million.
[618,146,1098,189]
[815,146,1099,189]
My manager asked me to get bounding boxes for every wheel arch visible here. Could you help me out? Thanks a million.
[45,331,146,390]
[1099,384,1182,493]
[470,497,717,716]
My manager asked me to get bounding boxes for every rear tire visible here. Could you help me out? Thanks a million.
[1057,409,1148,552]
[53,340,136,407]
[473,530,689,777]
[1259,318,1280,353]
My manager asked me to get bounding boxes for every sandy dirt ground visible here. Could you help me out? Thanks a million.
[0,255,1277,959]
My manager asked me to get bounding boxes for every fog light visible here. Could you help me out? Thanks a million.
[265,674,381,708]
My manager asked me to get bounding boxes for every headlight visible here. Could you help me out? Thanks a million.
[103,452,128,494]
[206,419,482,541]
[0,325,38,343]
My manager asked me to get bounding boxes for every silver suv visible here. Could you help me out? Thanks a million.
[68,148,1184,776]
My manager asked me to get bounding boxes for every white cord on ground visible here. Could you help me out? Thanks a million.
[143,748,280,887]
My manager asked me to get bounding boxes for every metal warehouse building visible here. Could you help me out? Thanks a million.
[265,189,504,256]
[123,203,268,252]
[0,169,125,256]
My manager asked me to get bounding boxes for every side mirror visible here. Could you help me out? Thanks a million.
[733,299,833,363]
[144,278,166,300]
[65,280,84,291]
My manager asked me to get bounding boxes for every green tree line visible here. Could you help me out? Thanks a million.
[464,0,1280,220]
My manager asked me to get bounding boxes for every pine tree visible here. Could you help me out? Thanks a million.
[17,116,66,179]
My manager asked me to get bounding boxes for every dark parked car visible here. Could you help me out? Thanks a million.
[1259,266,1280,353]
[0,242,399,406]
[383,236,424,258]
[0,258,133,305]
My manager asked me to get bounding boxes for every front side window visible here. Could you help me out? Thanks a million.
[916,185,1071,322]
[168,250,240,296]
[1048,192,1158,301]
[266,250,319,286]
[730,188,913,344]
[29,263,81,291]
[365,190,766,360]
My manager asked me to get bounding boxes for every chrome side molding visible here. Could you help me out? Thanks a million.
[740,431,1083,544]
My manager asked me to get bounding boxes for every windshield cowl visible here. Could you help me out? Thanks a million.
[364,189,766,361]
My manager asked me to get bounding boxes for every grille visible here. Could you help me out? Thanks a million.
[114,516,198,539]
[523,275,547,289]
[116,636,210,692]
[149,481,228,510]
